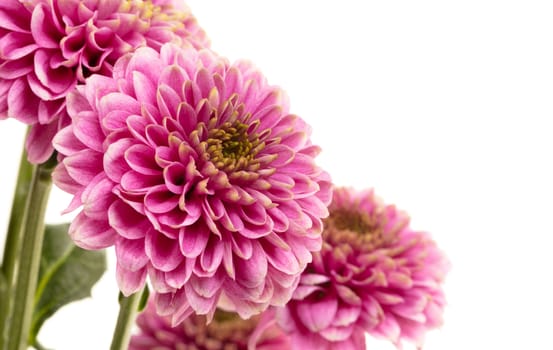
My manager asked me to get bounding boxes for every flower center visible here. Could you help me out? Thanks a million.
[330,209,376,235]
[213,309,241,323]
[206,121,262,172]
[120,0,157,19]
[120,0,188,27]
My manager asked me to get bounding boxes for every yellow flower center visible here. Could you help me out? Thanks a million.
[119,0,187,24]
[330,209,376,235]
[206,121,263,172]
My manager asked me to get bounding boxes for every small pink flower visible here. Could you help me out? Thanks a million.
[130,300,290,350]
[277,187,449,349]
[53,44,331,323]
[0,0,208,163]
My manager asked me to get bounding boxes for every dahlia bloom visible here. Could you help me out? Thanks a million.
[53,44,331,323]
[277,187,449,349]
[0,0,208,163]
[130,301,290,350]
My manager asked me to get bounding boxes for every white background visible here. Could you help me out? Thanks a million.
[1,0,552,349]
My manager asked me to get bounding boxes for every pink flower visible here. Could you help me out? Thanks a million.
[130,300,290,350]
[53,44,331,323]
[0,0,208,163]
[277,187,449,349]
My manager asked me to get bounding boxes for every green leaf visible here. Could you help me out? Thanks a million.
[30,224,107,346]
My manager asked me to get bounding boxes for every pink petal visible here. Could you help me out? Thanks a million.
[132,70,156,106]
[0,56,34,79]
[26,121,57,164]
[108,201,151,239]
[194,68,214,97]
[239,201,268,226]
[285,153,318,175]
[372,314,401,342]
[52,163,81,194]
[0,32,37,60]
[235,241,268,288]
[115,238,148,272]
[145,229,182,272]
[179,223,210,258]
[125,114,149,145]
[296,296,338,332]
[104,138,134,182]
[267,206,290,232]
[30,3,60,49]
[159,65,187,97]
[156,84,181,119]
[144,125,168,148]
[261,238,300,275]
[98,92,140,121]
[222,66,242,101]
[229,231,253,259]
[190,273,224,298]
[8,78,38,123]
[163,162,186,194]
[332,305,362,327]
[124,143,160,175]
[72,111,104,152]
[69,212,116,249]
[335,285,363,306]
[63,149,102,185]
[164,259,193,289]
[300,273,331,285]
[144,185,179,213]
[147,264,174,293]
[81,174,114,220]
[34,50,75,95]
[198,238,224,274]
[253,105,283,132]
[126,47,162,85]
[319,325,354,342]
[184,283,218,315]
[296,195,329,219]
[116,263,147,296]
[292,285,323,300]
[120,170,160,192]
[0,1,31,32]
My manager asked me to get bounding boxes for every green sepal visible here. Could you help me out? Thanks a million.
[118,285,150,312]
[138,285,150,312]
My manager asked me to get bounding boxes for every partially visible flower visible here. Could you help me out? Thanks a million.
[130,300,290,350]
[0,0,208,163]
[277,187,449,349]
[53,44,331,323]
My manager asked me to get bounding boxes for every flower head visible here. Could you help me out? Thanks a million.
[277,187,449,349]
[130,301,290,350]
[0,0,208,163]
[53,44,331,323]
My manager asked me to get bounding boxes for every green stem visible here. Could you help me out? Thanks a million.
[0,146,34,350]
[2,148,33,280]
[110,290,143,350]
[6,157,55,350]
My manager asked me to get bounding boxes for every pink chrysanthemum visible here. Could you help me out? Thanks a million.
[277,187,449,349]
[130,300,290,350]
[53,44,331,323]
[0,0,208,163]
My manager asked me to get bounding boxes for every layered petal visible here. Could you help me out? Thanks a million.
[278,187,450,349]
[53,43,331,321]
[130,301,290,350]
[1,0,209,163]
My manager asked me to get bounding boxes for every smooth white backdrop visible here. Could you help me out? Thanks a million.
[1,0,552,348]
